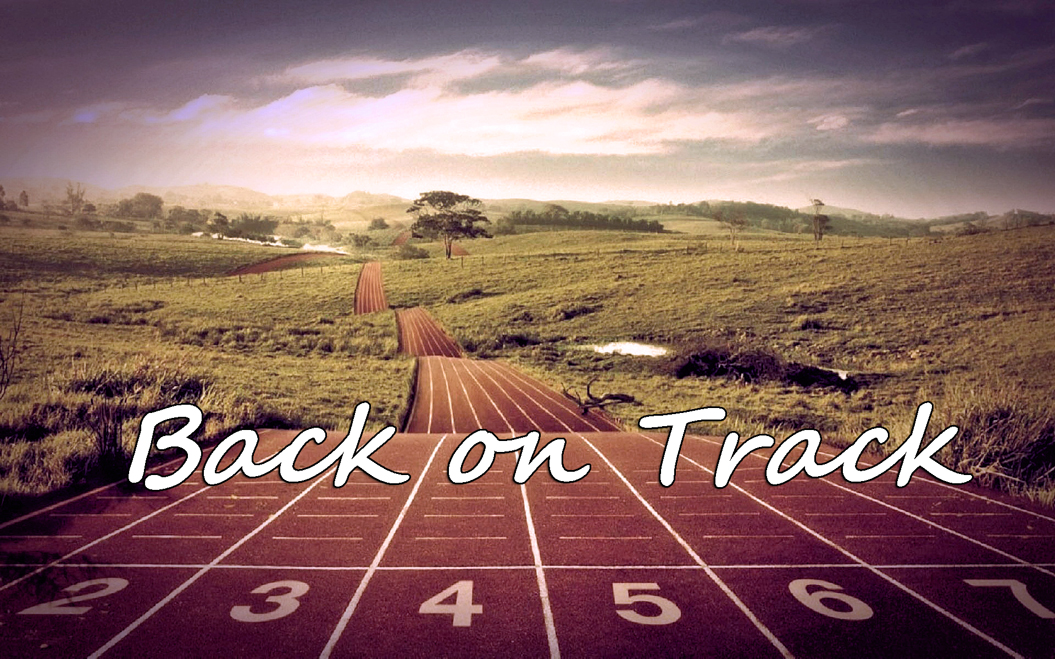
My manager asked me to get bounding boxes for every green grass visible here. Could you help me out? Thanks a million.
[384,226,1055,503]
[3,221,1055,505]
[0,227,413,497]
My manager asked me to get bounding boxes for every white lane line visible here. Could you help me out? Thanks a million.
[175,513,254,518]
[431,496,505,500]
[206,495,278,500]
[679,512,760,517]
[987,534,1055,539]
[97,496,168,500]
[132,535,222,540]
[321,436,446,659]
[496,362,623,432]
[454,358,515,434]
[546,496,619,500]
[559,536,653,541]
[435,357,458,432]
[88,463,341,659]
[804,513,886,517]
[519,454,561,659]
[930,512,1013,517]
[446,357,482,430]
[697,535,796,539]
[474,361,575,432]
[12,561,1055,571]
[273,537,364,541]
[811,479,1054,578]
[414,536,508,541]
[298,514,379,518]
[424,514,505,518]
[0,448,209,531]
[639,433,1025,658]
[646,480,709,484]
[579,434,794,659]
[424,356,436,434]
[0,485,210,596]
[50,513,134,518]
[845,535,936,539]
[317,496,391,501]
[551,514,635,518]
[465,360,544,432]
[884,495,961,499]
[804,437,1055,525]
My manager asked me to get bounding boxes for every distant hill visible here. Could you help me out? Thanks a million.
[0,178,408,213]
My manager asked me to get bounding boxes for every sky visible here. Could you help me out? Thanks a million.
[1,0,1053,217]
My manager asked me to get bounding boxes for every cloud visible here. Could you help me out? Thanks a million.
[948,42,989,61]
[868,118,1055,147]
[724,25,827,48]
[195,77,773,157]
[809,114,850,131]
[648,18,704,31]
[285,50,505,86]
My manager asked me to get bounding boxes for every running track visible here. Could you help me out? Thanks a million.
[2,428,1054,657]
[353,262,388,315]
[4,277,1055,657]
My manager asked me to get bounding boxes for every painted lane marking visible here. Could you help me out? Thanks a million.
[298,514,379,518]
[175,513,254,518]
[50,513,134,518]
[519,453,561,659]
[844,535,937,539]
[320,436,446,659]
[414,536,508,541]
[559,536,653,541]
[317,496,391,501]
[132,535,222,539]
[0,485,210,596]
[424,514,505,518]
[272,537,364,541]
[89,462,342,658]
[579,434,794,659]
[431,496,505,500]
[639,433,1025,658]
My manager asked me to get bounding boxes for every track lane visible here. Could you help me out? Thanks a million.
[353,262,388,315]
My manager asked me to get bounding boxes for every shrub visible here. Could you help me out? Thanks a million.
[396,243,429,260]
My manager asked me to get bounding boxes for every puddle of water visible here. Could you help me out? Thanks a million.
[591,342,668,357]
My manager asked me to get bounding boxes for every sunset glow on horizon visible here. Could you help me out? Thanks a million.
[2,0,1054,216]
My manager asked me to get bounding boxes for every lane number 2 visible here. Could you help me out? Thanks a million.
[965,579,1055,619]
[613,583,682,625]
[420,581,482,627]
[230,581,310,623]
[18,578,129,616]
[789,579,874,621]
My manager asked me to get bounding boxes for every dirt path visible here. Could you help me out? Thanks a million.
[354,262,388,315]
[392,231,411,246]
[227,252,344,276]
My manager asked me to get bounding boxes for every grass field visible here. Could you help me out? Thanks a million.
[383,226,1055,503]
[0,227,413,496]
[2,222,1054,505]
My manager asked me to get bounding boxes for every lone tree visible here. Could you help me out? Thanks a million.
[407,191,490,259]
[810,198,830,241]
[713,207,748,250]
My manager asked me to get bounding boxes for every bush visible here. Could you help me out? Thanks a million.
[396,243,429,260]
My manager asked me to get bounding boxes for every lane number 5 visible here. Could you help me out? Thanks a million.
[613,583,682,625]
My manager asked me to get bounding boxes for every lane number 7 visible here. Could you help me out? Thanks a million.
[964,579,1055,619]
